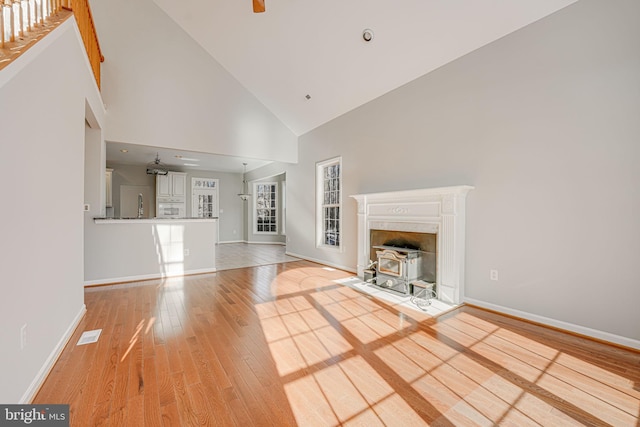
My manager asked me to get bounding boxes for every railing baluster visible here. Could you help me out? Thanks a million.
[9,1,14,42]
[25,0,29,32]
[18,1,22,34]
[1,5,4,49]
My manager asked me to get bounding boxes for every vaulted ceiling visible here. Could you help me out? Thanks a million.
[151,0,578,136]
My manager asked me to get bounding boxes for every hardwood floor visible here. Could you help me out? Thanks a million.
[35,261,640,426]
[215,243,299,271]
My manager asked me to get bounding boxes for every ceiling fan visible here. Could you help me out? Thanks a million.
[253,0,265,13]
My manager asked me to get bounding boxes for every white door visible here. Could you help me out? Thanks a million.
[192,178,219,241]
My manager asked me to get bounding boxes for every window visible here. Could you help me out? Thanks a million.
[316,157,342,249]
[255,182,277,233]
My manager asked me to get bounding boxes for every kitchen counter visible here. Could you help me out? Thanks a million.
[94,217,218,224]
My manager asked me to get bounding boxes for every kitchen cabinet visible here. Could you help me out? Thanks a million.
[156,172,186,199]
[105,168,113,208]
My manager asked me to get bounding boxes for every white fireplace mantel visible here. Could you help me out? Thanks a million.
[350,185,473,304]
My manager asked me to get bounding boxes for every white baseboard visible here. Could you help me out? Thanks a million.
[246,240,286,246]
[464,297,640,351]
[21,304,87,404]
[285,251,357,274]
[84,268,217,287]
[217,240,286,246]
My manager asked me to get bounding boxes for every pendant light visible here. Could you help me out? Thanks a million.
[146,153,168,175]
[238,162,250,201]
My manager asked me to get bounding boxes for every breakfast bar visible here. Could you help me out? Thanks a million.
[85,217,218,286]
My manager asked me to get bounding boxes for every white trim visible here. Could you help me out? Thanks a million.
[281,180,287,235]
[84,268,217,287]
[285,251,356,274]
[464,297,640,351]
[253,181,278,235]
[351,185,473,304]
[316,156,343,251]
[21,304,87,403]
[246,240,286,246]
[219,240,286,245]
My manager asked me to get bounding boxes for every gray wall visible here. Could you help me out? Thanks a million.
[252,0,640,346]
[0,20,104,402]
[85,219,216,283]
[106,163,157,218]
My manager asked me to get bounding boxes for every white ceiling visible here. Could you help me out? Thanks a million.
[151,0,578,136]
[107,0,578,172]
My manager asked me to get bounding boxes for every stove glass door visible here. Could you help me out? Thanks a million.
[378,256,402,277]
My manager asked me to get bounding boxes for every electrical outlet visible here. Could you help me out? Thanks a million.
[490,270,499,281]
[83,204,90,212]
[20,324,27,350]
[184,249,190,256]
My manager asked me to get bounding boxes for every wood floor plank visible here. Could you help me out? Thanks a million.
[171,371,201,426]
[32,255,640,426]
[143,355,163,427]
[153,344,176,407]
[159,401,181,427]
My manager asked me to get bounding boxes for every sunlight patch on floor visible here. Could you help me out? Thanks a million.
[284,356,425,426]
[333,276,456,317]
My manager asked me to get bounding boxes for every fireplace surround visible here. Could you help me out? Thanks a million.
[351,186,473,304]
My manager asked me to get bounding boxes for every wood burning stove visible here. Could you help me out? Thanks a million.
[373,245,423,295]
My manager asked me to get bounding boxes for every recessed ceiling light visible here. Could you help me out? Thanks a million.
[120,149,128,153]
[362,29,374,42]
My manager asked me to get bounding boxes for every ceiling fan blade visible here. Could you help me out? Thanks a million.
[253,0,265,13]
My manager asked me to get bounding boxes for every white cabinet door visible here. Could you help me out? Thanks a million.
[157,172,186,198]
[156,174,171,198]
[171,172,187,197]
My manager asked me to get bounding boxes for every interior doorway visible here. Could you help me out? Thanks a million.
[192,177,219,243]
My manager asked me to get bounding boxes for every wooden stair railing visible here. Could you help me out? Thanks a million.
[1,0,103,89]
[64,0,103,89]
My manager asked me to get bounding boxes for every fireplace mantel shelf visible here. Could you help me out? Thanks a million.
[350,185,474,304]
[350,185,474,202]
